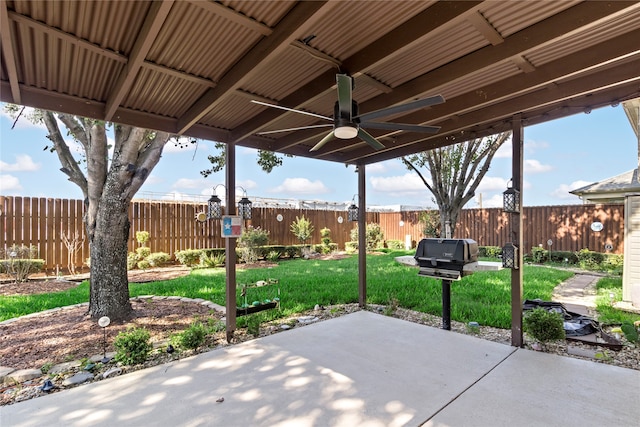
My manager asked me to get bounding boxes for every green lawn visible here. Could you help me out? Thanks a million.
[1,251,577,328]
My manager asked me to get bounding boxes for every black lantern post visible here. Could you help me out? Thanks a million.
[347,195,358,222]
[502,242,519,269]
[237,187,252,220]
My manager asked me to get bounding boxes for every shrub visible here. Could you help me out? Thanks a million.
[238,226,270,264]
[418,210,440,238]
[530,246,547,263]
[172,321,208,350]
[175,249,204,267]
[345,241,357,253]
[320,227,332,246]
[1,245,44,282]
[478,246,502,258]
[137,259,151,269]
[135,231,150,246]
[136,247,151,259]
[577,248,605,270]
[523,308,565,343]
[385,240,404,250]
[113,327,153,365]
[127,252,139,270]
[266,250,282,262]
[146,252,170,267]
[350,223,384,251]
[290,216,314,245]
[312,243,338,254]
[285,245,301,258]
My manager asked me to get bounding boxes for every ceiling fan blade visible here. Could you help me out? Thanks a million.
[357,128,385,151]
[336,74,352,118]
[257,124,333,135]
[251,100,332,121]
[361,121,441,133]
[356,95,445,122]
[310,131,336,152]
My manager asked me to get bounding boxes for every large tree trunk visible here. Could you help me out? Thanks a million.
[89,194,132,321]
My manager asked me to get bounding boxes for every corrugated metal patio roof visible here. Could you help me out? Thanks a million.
[1,0,639,165]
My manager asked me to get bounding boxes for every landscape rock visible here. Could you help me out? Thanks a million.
[4,368,42,384]
[62,371,94,386]
[102,367,122,379]
[297,316,319,325]
[49,360,82,375]
[0,366,16,381]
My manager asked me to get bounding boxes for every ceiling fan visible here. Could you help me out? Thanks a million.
[252,74,445,152]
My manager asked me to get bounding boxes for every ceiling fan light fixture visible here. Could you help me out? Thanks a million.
[334,125,358,139]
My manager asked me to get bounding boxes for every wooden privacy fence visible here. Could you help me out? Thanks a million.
[1,196,624,272]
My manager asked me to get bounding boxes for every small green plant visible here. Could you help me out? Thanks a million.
[620,322,639,343]
[523,308,565,343]
[383,296,399,316]
[246,315,261,337]
[266,250,282,262]
[595,350,613,362]
[172,321,208,350]
[290,216,314,246]
[113,327,153,365]
[201,252,225,267]
[137,259,151,269]
[175,249,204,267]
[40,361,53,374]
[136,247,151,259]
[146,252,170,267]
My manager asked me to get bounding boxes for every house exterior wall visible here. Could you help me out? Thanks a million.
[623,194,640,306]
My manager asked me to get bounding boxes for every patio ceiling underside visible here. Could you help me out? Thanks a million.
[1,0,639,166]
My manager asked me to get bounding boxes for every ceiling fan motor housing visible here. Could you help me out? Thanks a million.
[333,100,359,139]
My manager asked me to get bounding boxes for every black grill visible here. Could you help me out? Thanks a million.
[414,238,478,280]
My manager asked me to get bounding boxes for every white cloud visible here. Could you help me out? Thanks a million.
[476,176,509,192]
[365,162,387,174]
[172,177,210,189]
[524,159,552,174]
[477,193,504,208]
[269,177,329,195]
[496,138,549,159]
[0,154,41,172]
[0,174,22,192]
[550,180,592,199]
[525,139,549,154]
[370,173,425,193]
[495,140,512,158]
[144,175,163,185]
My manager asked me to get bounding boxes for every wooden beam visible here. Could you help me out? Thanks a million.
[353,1,637,117]
[358,165,366,307]
[190,0,272,36]
[467,10,504,45]
[176,1,332,135]
[225,143,237,343]
[0,0,20,104]
[228,1,483,142]
[105,1,175,120]
[511,115,524,348]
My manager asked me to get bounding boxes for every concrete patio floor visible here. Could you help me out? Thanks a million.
[1,311,638,427]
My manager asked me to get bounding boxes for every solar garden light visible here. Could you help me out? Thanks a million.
[502,242,519,269]
[237,186,252,220]
[98,316,111,363]
[207,184,224,220]
[347,194,358,222]
[207,185,252,220]
[502,181,520,214]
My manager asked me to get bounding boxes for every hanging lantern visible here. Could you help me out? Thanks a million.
[207,193,223,220]
[503,185,520,213]
[238,195,252,220]
[347,195,358,222]
[502,242,519,269]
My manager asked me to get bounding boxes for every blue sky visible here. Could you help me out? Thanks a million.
[0,103,636,208]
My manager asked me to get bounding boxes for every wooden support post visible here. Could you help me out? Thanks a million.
[225,144,237,343]
[358,165,367,307]
[511,115,524,347]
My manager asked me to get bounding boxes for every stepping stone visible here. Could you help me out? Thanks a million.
[62,371,93,386]
[49,360,82,375]
[3,368,42,384]
[0,366,16,381]
[89,352,116,363]
[567,345,598,359]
